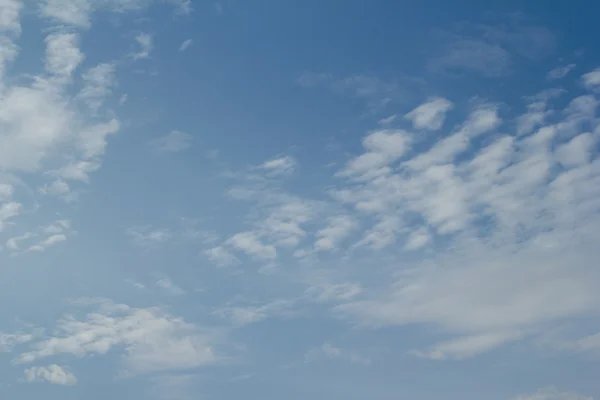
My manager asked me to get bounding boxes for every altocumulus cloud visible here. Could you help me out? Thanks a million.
[1,2,600,399]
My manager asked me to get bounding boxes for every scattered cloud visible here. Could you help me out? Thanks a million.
[78,63,116,110]
[582,68,600,91]
[226,232,277,260]
[319,78,600,359]
[38,0,189,28]
[27,234,67,252]
[304,282,362,303]
[179,39,193,52]
[24,365,77,386]
[204,246,239,267]
[305,343,371,365]
[127,226,171,247]
[314,215,358,252]
[156,277,186,296]
[258,156,296,176]
[337,129,411,179]
[213,299,296,326]
[0,332,34,352]
[15,299,219,377]
[150,130,193,153]
[404,97,454,131]
[5,219,72,255]
[429,36,511,77]
[411,331,524,360]
[513,388,593,400]
[297,72,414,114]
[547,64,576,80]
[429,19,555,77]
[44,32,84,79]
[132,33,153,60]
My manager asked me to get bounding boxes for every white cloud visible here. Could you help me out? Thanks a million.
[404,97,454,131]
[547,64,576,80]
[314,215,358,251]
[204,246,239,267]
[411,331,524,360]
[38,0,188,29]
[304,282,362,303]
[405,104,500,170]
[6,232,35,251]
[404,227,431,250]
[305,343,370,365]
[258,155,296,175]
[429,37,511,77]
[39,0,93,28]
[150,130,193,153]
[322,84,600,359]
[260,200,313,248]
[429,22,554,77]
[517,98,553,136]
[0,37,17,82]
[0,0,23,35]
[213,299,295,326]
[24,365,77,386]
[5,219,73,254]
[582,68,600,91]
[127,226,171,247]
[132,32,153,60]
[297,72,406,114]
[555,133,595,168]
[43,219,71,234]
[156,277,186,296]
[0,23,120,216]
[0,201,21,231]
[127,279,146,290]
[44,32,84,79]
[179,39,192,52]
[570,331,600,354]
[0,332,33,352]
[378,114,397,126]
[0,183,13,200]
[513,388,593,400]
[213,166,321,265]
[27,234,67,252]
[39,179,71,198]
[16,299,219,376]
[338,130,410,179]
[227,231,277,260]
[78,63,116,110]
[337,245,600,358]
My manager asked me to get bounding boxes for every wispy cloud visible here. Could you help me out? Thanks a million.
[513,388,593,400]
[156,276,186,296]
[305,343,371,365]
[150,130,193,153]
[179,39,192,52]
[547,63,576,80]
[132,33,153,60]
[213,299,297,326]
[429,18,555,77]
[127,226,171,247]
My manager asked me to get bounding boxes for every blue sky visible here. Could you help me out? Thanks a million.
[1,0,600,399]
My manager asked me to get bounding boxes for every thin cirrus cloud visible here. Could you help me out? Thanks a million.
[150,130,193,153]
[179,39,193,52]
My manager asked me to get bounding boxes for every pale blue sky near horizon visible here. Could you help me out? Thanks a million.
[1,1,600,399]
